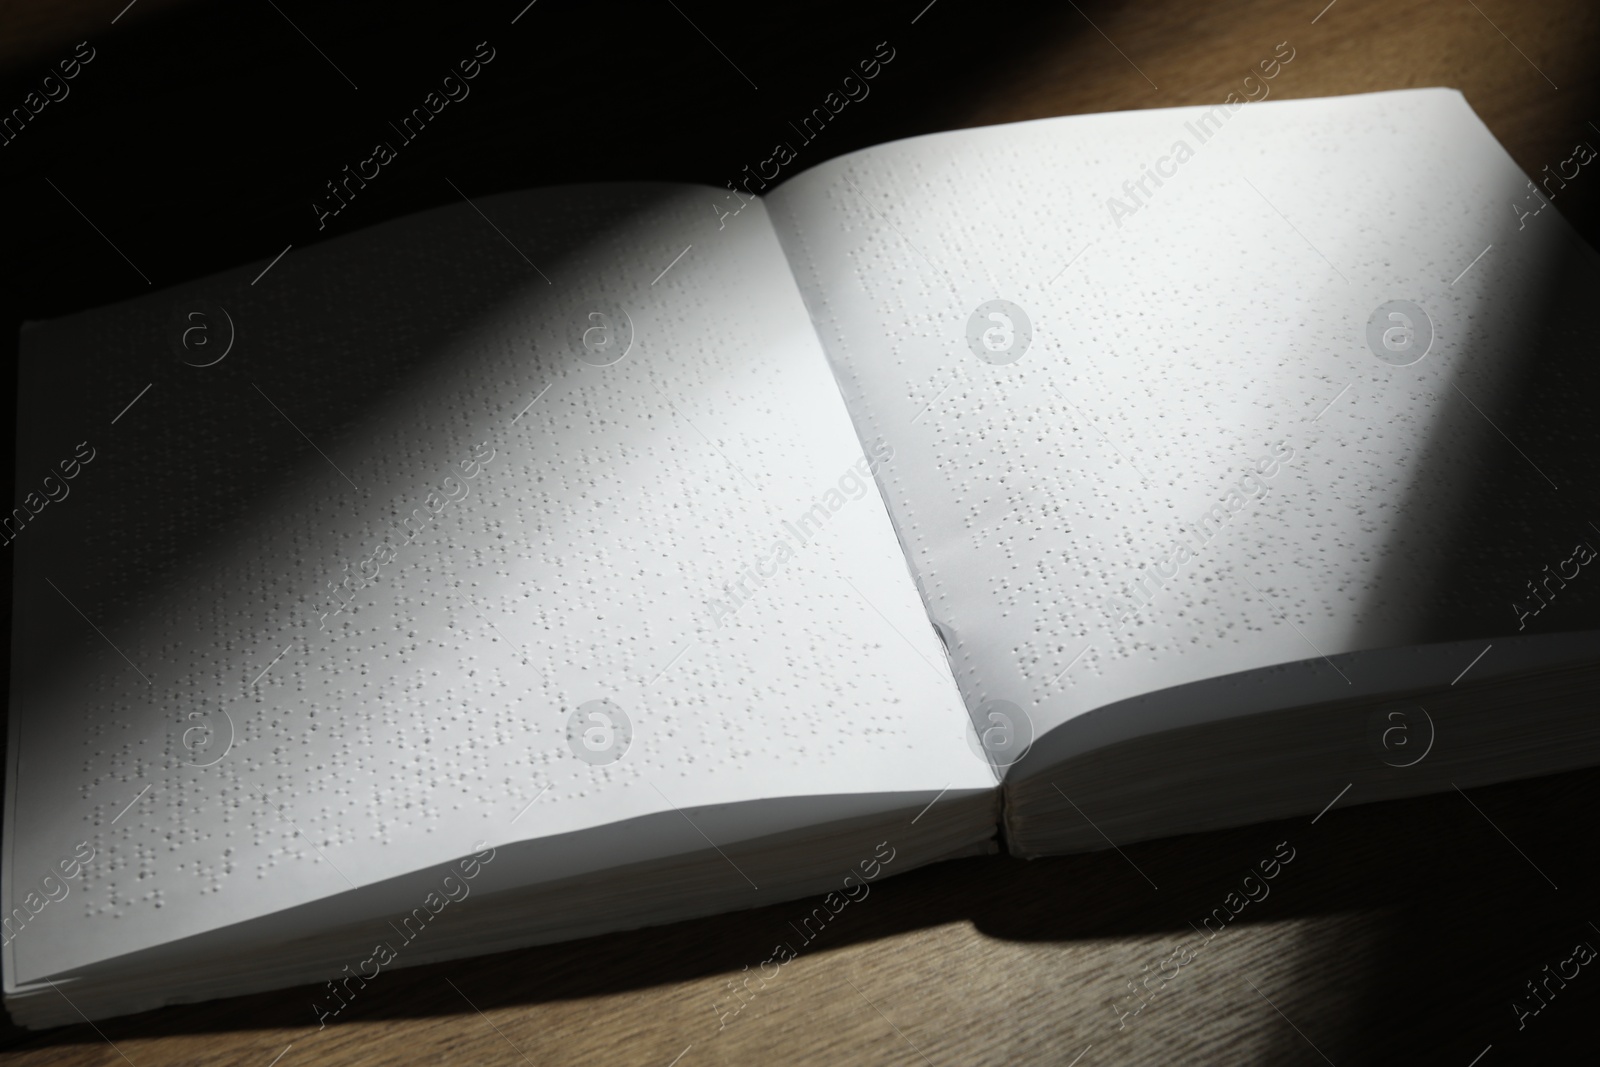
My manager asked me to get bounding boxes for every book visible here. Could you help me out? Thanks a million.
[6,86,1598,1028]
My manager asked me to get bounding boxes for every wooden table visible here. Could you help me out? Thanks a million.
[2,0,1599,1063]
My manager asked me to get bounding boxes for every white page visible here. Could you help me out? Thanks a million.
[767,89,1598,760]
[4,183,989,985]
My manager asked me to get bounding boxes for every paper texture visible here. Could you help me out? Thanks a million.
[768,89,1599,751]
[5,183,986,984]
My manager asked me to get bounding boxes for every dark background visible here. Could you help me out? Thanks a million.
[2,0,1600,1063]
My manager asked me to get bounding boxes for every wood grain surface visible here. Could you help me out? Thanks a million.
[2,0,1599,1064]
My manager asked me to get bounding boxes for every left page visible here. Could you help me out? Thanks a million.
[3,183,991,989]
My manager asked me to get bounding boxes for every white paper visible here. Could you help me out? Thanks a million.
[4,184,988,985]
[768,89,1597,756]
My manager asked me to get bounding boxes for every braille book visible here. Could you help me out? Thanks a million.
[7,87,1598,1027]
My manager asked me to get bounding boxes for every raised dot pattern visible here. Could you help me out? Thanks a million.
[8,184,981,981]
[766,89,1599,748]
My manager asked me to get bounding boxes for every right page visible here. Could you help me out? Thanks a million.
[767,88,1600,768]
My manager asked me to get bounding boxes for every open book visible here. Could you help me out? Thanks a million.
[7,87,1599,1028]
